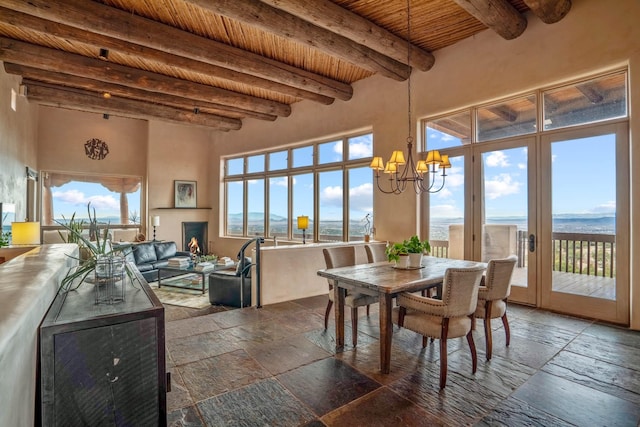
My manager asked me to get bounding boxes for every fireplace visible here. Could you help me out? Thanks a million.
[182,222,208,255]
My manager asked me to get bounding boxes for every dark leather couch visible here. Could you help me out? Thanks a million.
[118,241,190,282]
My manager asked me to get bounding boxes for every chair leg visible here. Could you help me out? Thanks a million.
[366,304,370,317]
[422,336,428,348]
[467,317,477,374]
[439,318,449,389]
[324,299,333,330]
[351,307,358,347]
[502,311,511,347]
[484,300,493,360]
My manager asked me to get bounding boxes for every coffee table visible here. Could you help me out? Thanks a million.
[158,263,233,294]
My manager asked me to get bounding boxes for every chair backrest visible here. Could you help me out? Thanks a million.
[323,246,356,270]
[323,246,356,289]
[484,255,517,301]
[365,244,387,263]
[441,265,486,317]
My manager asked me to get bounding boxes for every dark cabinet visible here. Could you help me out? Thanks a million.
[39,269,166,426]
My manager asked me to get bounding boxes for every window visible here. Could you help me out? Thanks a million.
[223,131,373,242]
[42,172,141,227]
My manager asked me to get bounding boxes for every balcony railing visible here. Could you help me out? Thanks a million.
[433,231,615,279]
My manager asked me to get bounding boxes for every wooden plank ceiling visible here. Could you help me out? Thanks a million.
[0,0,572,131]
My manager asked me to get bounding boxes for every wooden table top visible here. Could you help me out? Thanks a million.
[318,256,486,295]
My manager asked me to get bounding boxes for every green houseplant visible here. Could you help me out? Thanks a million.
[58,203,136,290]
[386,235,430,266]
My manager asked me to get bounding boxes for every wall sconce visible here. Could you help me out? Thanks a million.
[103,113,110,120]
[297,215,309,244]
[11,221,40,245]
[151,216,160,241]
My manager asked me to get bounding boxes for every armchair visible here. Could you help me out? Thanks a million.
[208,237,263,308]
[392,265,485,388]
[474,255,517,360]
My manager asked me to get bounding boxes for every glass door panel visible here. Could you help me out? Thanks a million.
[475,140,536,305]
[429,155,465,260]
[541,123,629,324]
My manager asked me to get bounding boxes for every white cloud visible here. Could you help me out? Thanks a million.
[349,183,373,212]
[52,189,86,204]
[349,141,372,158]
[551,154,558,162]
[270,177,288,187]
[430,203,463,218]
[589,201,616,214]
[485,151,510,167]
[484,173,521,199]
[86,195,120,211]
[321,185,343,206]
[332,141,343,155]
[53,189,119,211]
[517,163,526,169]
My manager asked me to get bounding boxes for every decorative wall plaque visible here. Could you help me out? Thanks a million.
[84,138,109,160]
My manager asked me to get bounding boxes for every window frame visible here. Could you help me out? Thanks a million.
[222,130,374,242]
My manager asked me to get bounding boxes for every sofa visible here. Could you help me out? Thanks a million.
[118,240,190,282]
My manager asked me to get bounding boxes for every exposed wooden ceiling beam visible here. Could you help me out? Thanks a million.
[522,0,572,24]
[0,37,291,117]
[258,0,434,72]
[576,82,604,104]
[4,63,277,122]
[487,105,518,122]
[24,81,242,131]
[0,0,353,101]
[0,7,335,106]
[451,0,527,40]
[185,0,410,81]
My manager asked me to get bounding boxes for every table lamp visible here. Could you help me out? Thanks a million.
[152,216,160,241]
[297,215,308,244]
[11,221,40,245]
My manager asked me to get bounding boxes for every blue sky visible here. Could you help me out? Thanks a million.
[48,131,615,228]
[428,128,616,219]
[52,182,140,220]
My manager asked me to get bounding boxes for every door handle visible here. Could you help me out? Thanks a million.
[529,234,535,252]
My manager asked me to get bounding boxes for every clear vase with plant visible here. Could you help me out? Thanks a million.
[362,213,372,242]
[57,203,137,291]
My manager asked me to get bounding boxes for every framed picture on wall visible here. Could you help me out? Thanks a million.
[174,180,197,208]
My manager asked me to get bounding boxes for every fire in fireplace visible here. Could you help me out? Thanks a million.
[182,222,208,255]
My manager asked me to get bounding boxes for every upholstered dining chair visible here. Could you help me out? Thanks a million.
[365,243,387,263]
[323,246,378,347]
[392,265,486,388]
[474,255,518,360]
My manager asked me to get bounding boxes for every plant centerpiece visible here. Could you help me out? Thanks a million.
[57,203,137,292]
[386,235,430,268]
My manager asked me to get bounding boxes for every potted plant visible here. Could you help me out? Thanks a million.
[386,235,430,268]
[57,203,137,291]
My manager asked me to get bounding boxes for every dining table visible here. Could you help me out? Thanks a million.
[317,255,487,374]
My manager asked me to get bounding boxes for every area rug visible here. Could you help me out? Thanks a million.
[147,274,210,309]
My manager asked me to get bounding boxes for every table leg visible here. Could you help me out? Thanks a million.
[379,293,393,374]
[334,284,345,349]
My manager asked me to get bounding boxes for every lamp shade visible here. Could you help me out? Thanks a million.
[152,215,161,227]
[440,155,452,169]
[384,162,397,174]
[389,150,406,165]
[11,221,40,245]
[297,215,309,230]
[369,157,384,171]
[425,150,442,165]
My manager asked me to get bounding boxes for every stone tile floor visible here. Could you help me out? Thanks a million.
[164,297,640,426]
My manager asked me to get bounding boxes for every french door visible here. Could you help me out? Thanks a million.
[539,122,629,324]
[472,137,537,305]
[430,122,629,323]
